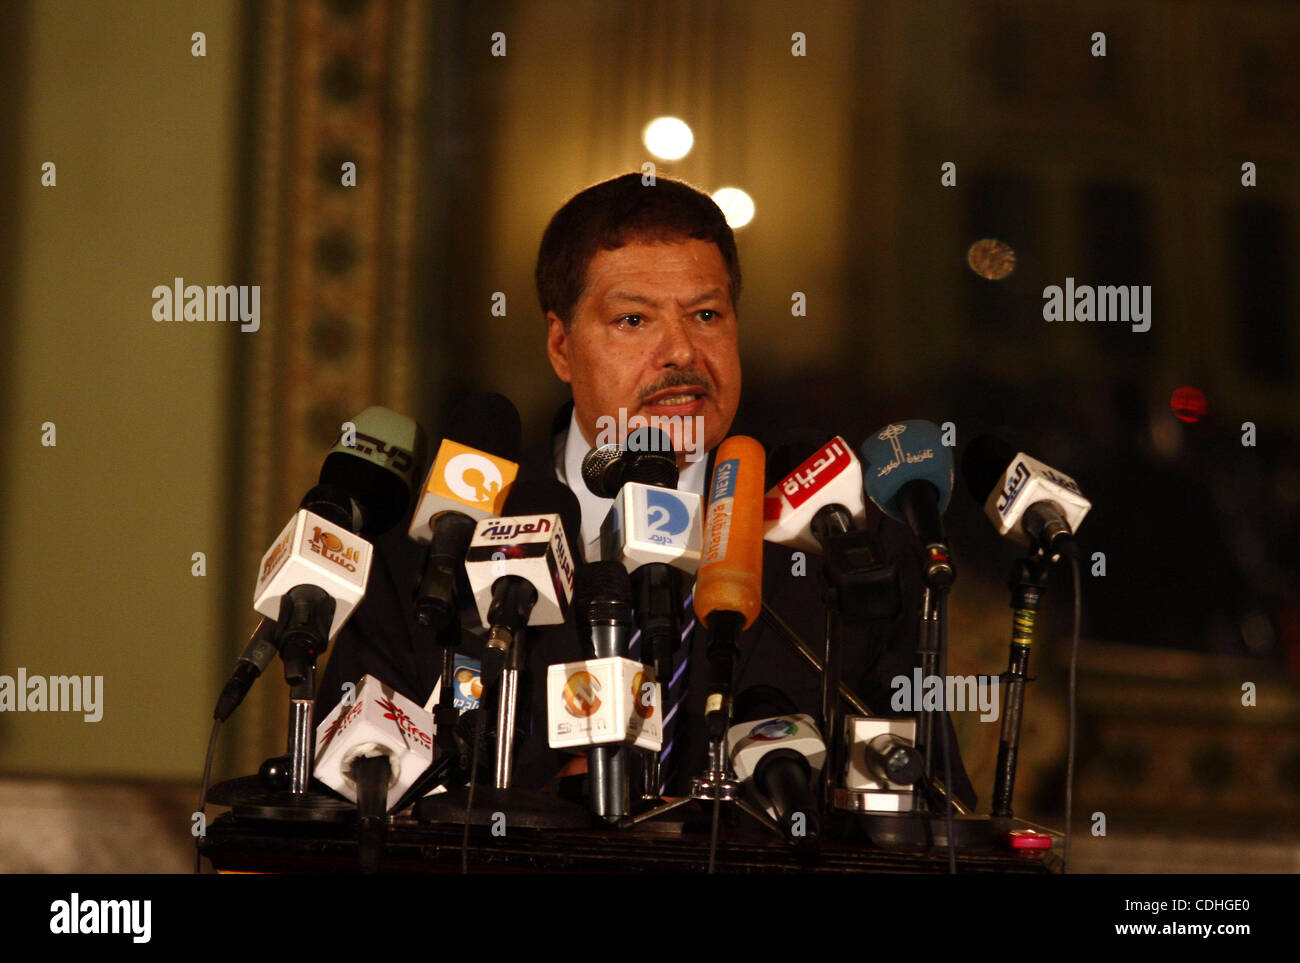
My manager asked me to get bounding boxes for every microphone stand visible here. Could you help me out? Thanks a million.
[620,610,785,850]
[493,623,528,790]
[810,506,903,811]
[277,585,334,794]
[631,563,685,799]
[914,585,943,811]
[414,607,588,829]
[991,553,1051,818]
[207,585,354,821]
[757,602,972,816]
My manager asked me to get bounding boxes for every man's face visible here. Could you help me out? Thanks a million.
[546,238,741,464]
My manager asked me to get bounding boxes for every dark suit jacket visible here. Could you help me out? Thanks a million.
[315,404,978,809]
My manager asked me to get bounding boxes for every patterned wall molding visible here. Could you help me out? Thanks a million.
[227,0,430,773]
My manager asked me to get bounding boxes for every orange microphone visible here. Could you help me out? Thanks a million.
[695,435,766,743]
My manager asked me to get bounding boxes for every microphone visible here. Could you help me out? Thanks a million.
[409,392,521,630]
[763,434,868,553]
[588,427,704,575]
[246,408,425,684]
[317,406,430,537]
[859,420,956,588]
[555,561,647,820]
[464,479,582,686]
[581,426,678,497]
[962,435,1090,560]
[728,686,824,849]
[763,432,900,623]
[573,561,635,656]
[696,436,765,745]
[252,503,372,674]
[584,428,703,776]
[314,674,435,813]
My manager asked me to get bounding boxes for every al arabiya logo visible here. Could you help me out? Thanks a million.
[444,452,503,503]
[750,719,797,741]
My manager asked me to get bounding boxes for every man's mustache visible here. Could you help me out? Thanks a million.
[639,370,714,401]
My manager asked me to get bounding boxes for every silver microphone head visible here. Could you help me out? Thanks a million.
[581,443,625,498]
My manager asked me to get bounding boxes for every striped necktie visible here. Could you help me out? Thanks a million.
[627,589,696,794]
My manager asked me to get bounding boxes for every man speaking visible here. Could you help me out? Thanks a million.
[317,172,976,808]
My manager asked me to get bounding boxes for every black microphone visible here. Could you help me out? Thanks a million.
[317,405,431,537]
[581,426,679,496]
[860,420,956,589]
[581,428,698,709]
[470,479,583,687]
[730,685,824,850]
[223,408,426,720]
[572,561,636,820]
[410,392,522,631]
[962,434,1091,560]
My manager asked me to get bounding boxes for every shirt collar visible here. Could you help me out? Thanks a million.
[556,407,709,562]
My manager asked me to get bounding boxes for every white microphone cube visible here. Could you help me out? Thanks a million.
[600,482,703,574]
[546,657,662,752]
[728,713,826,783]
[253,509,372,640]
[727,714,825,820]
[843,715,918,792]
[762,437,868,554]
[984,453,1091,546]
[464,513,576,627]
[314,675,435,813]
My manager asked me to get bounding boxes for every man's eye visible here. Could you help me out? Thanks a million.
[617,314,644,328]
[697,309,720,322]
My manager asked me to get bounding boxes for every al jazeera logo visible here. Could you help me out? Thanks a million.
[562,671,602,718]
[432,440,517,513]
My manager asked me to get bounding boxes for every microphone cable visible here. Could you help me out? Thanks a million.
[1064,553,1082,873]
[462,709,485,874]
[936,590,957,874]
[194,719,221,874]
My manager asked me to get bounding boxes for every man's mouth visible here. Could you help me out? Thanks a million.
[643,387,707,410]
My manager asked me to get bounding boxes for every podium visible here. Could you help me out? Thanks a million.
[200,806,1062,874]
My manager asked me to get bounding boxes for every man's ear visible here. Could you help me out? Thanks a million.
[546,311,572,383]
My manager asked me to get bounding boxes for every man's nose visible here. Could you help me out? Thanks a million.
[655,317,697,367]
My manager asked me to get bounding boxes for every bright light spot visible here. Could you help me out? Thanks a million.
[642,117,694,160]
[711,187,755,229]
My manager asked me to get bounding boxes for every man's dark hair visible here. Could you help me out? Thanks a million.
[535,172,742,329]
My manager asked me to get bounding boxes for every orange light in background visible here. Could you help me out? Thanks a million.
[966,238,1017,280]
[642,117,694,160]
[711,186,755,229]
